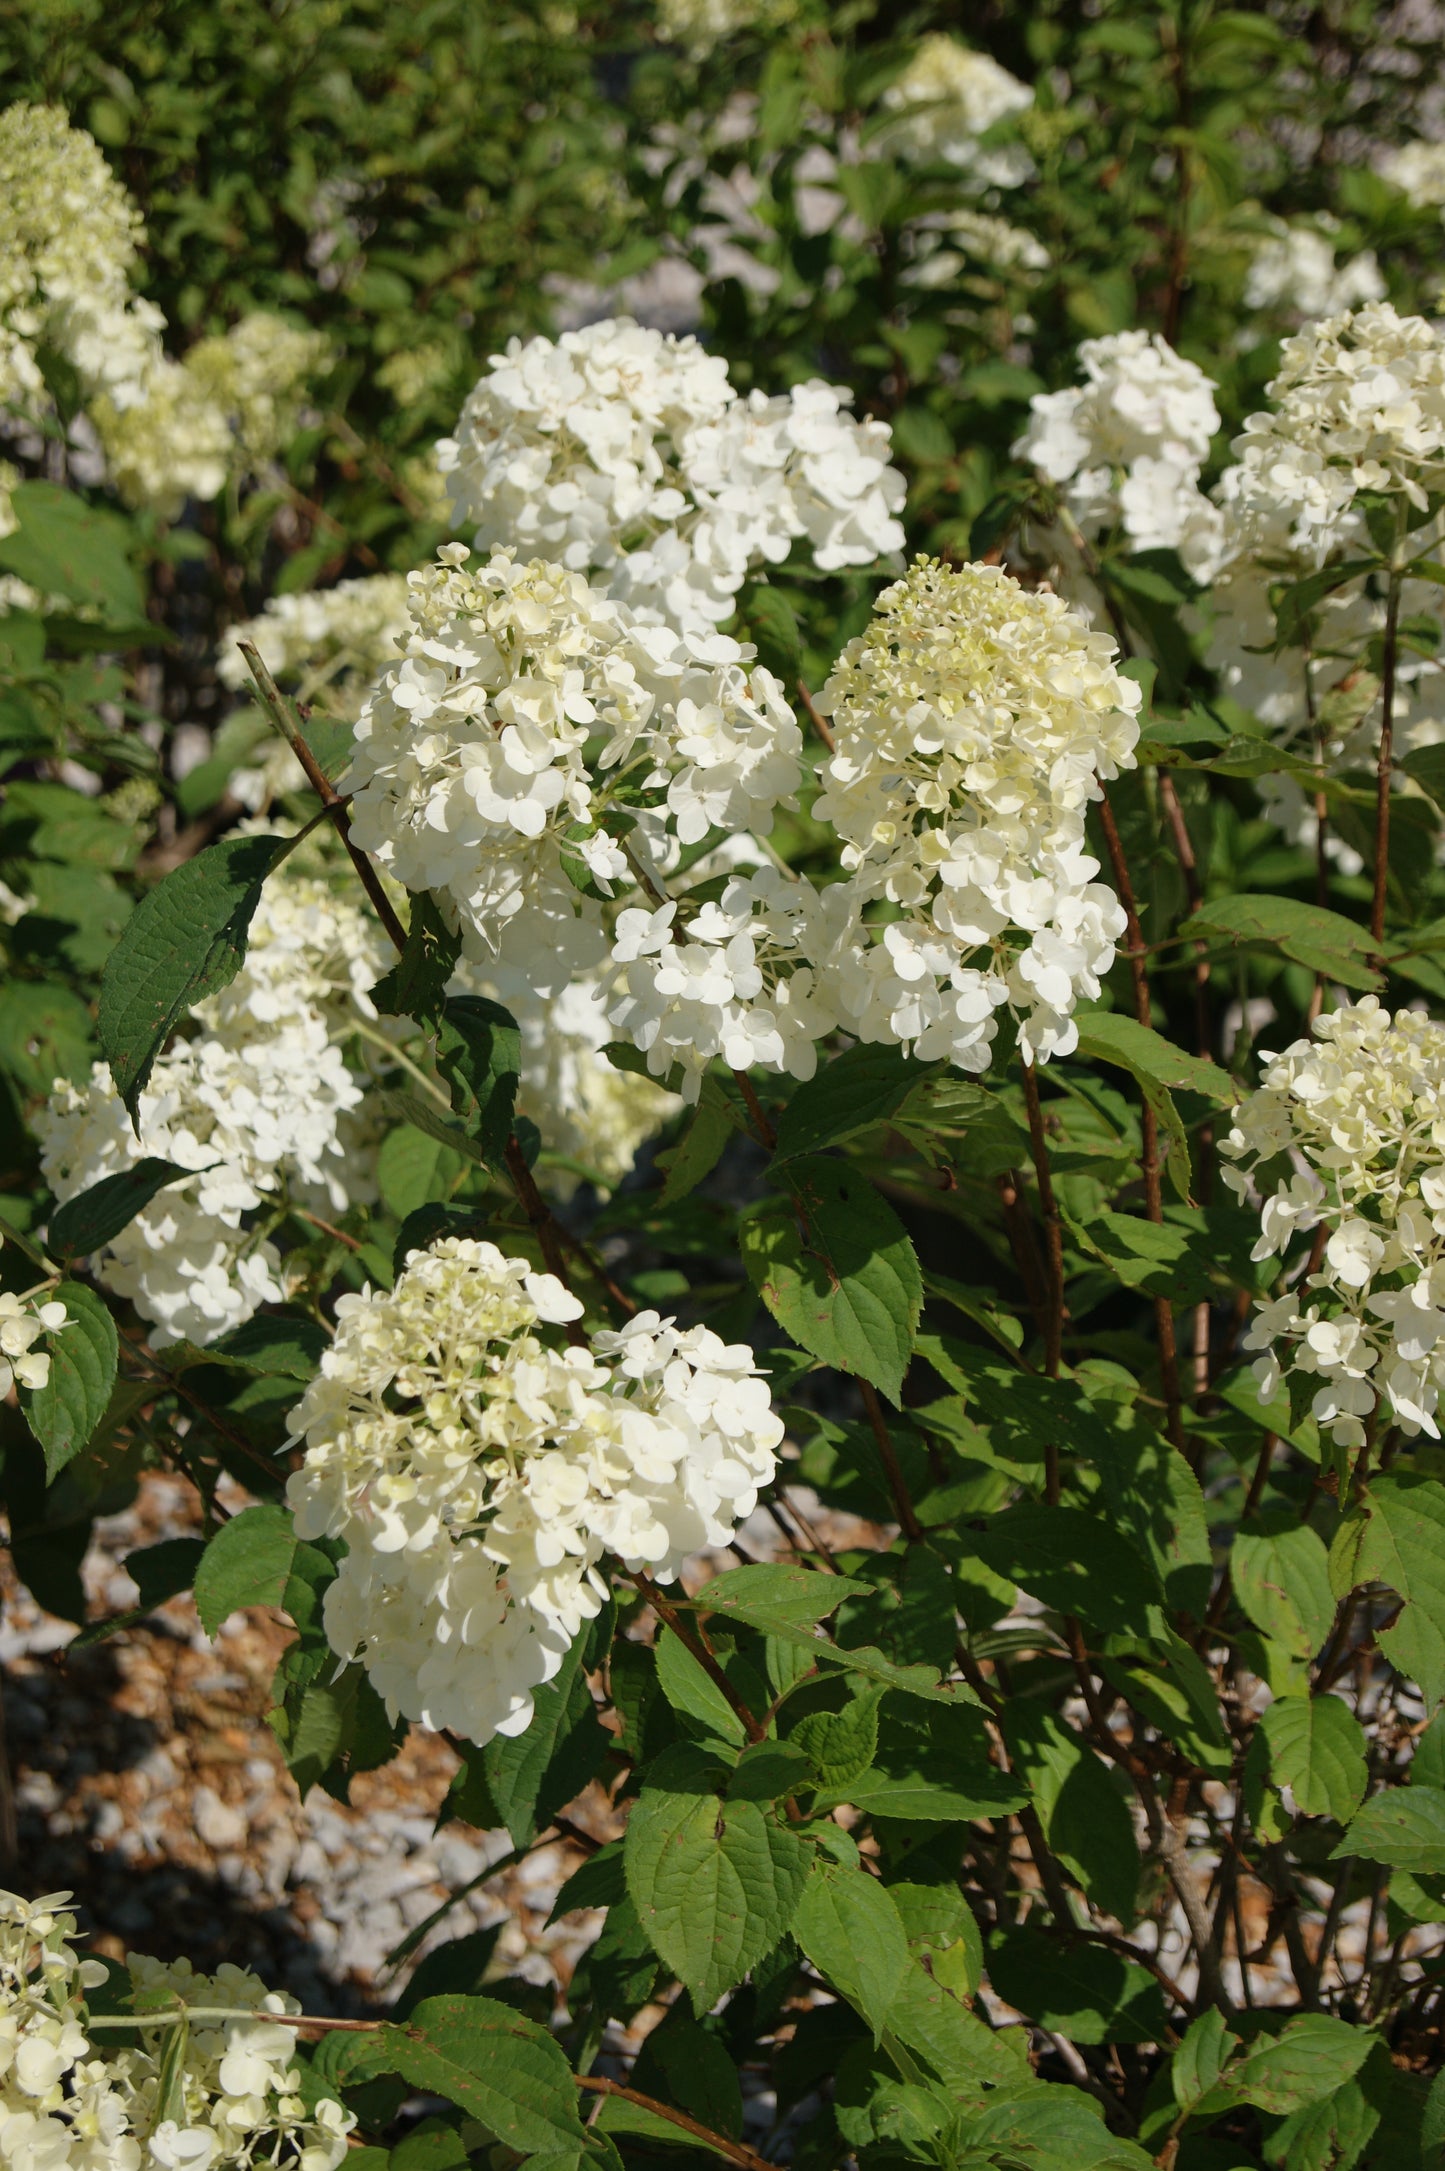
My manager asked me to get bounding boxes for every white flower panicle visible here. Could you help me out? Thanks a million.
[1381,140,1445,213]
[815,558,1141,1071]
[0,106,328,517]
[1243,219,1384,324]
[0,1293,68,1401]
[218,575,411,712]
[656,0,798,55]
[285,1237,782,1747]
[1016,330,1224,577]
[1222,999,1445,1449]
[36,866,387,1348]
[0,1887,353,2171]
[877,36,1035,186]
[437,317,904,633]
[1218,303,1445,567]
[344,545,802,985]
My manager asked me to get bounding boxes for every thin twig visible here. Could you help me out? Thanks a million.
[795,680,835,752]
[240,640,408,953]
[1019,1061,1066,1403]
[577,2077,776,2171]
[113,1320,288,1484]
[1371,555,1405,959]
[859,1378,923,1543]
[631,1570,767,1744]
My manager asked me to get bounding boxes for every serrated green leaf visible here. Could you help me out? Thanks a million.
[773,1043,925,1162]
[193,1502,305,1636]
[1002,1704,1138,1923]
[434,995,520,1164]
[655,1626,746,1746]
[480,1629,610,1846]
[740,1156,921,1403]
[1208,2013,1374,2116]
[377,1123,465,1221]
[1179,894,1382,993]
[792,1688,883,1791]
[1331,1474,1445,1704]
[325,1995,588,2163]
[20,1280,118,1480]
[1336,1783,1445,1871]
[372,891,461,1028]
[793,1862,913,2041]
[692,1562,871,1634]
[98,833,287,1115]
[986,1925,1167,2045]
[1261,1694,1368,1821]
[971,1505,1163,1637]
[1234,1520,1336,1660]
[656,1081,735,1205]
[0,481,143,620]
[624,1742,810,2013]
[630,2004,743,2141]
[46,1159,188,1261]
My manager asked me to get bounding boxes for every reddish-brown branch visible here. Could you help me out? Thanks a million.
[576,2078,775,2171]
[630,1570,768,1743]
[1020,1061,1066,1407]
[859,1378,924,1542]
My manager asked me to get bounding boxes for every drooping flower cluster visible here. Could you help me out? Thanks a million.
[876,36,1034,186]
[286,1237,782,1746]
[344,545,802,994]
[815,558,1141,1070]
[1016,330,1224,576]
[0,1887,353,2171]
[1243,219,1384,324]
[437,317,905,633]
[37,861,388,1346]
[0,1292,68,1399]
[0,106,328,515]
[1222,999,1445,1449]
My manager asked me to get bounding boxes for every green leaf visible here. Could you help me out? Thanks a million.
[0,981,95,1097]
[1072,1012,1231,1198]
[1336,1784,1445,1871]
[1171,2007,1237,2111]
[377,1124,465,1222]
[624,1743,811,2013]
[327,1995,588,2164]
[1067,1209,1216,1305]
[630,2005,743,2141]
[1099,1633,1233,1775]
[793,1862,913,2040]
[986,1925,1167,2045]
[372,891,461,1027]
[890,1883,982,1999]
[1261,1695,1368,1821]
[740,1156,921,1403]
[655,1627,746,1747]
[842,1703,1027,1823]
[480,1631,610,1846]
[739,582,803,682]
[207,1313,329,1381]
[692,1563,871,1634]
[656,1080,735,1205]
[193,1502,306,1636]
[1208,2014,1374,2116]
[1233,1520,1336,1660]
[433,996,521,1164]
[125,1536,207,1610]
[773,1044,925,1162]
[1002,1705,1138,1923]
[1272,560,1377,650]
[971,1505,1163,1637]
[1331,1475,1445,1704]
[792,1689,883,1792]
[46,1159,188,1261]
[0,481,143,621]
[21,1281,118,1481]
[375,1089,492,1169]
[98,834,287,1116]
[1179,894,1382,993]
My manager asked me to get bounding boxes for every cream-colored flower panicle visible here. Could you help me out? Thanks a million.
[1222,998,1445,1450]
[877,36,1034,185]
[815,558,1141,1072]
[0,1888,353,2171]
[286,1237,782,1748]
[344,544,802,990]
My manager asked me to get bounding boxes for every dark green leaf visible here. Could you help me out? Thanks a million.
[47,1159,188,1261]
[793,1862,913,2040]
[21,1281,118,1480]
[1337,1784,1445,1871]
[987,1925,1167,2045]
[773,1044,926,1162]
[372,892,461,1028]
[0,481,143,620]
[98,834,288,1116]
[434,996,521,1164]
[1179,894,1382,993]
[1261,1695,1368,1821]
[740,1156,921,1403]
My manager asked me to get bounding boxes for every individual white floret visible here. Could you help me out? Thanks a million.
[0,1293,69,1400]
[813,557,1140,1072]
[1222,998,1445,1449]
[285,1237,782,1746]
